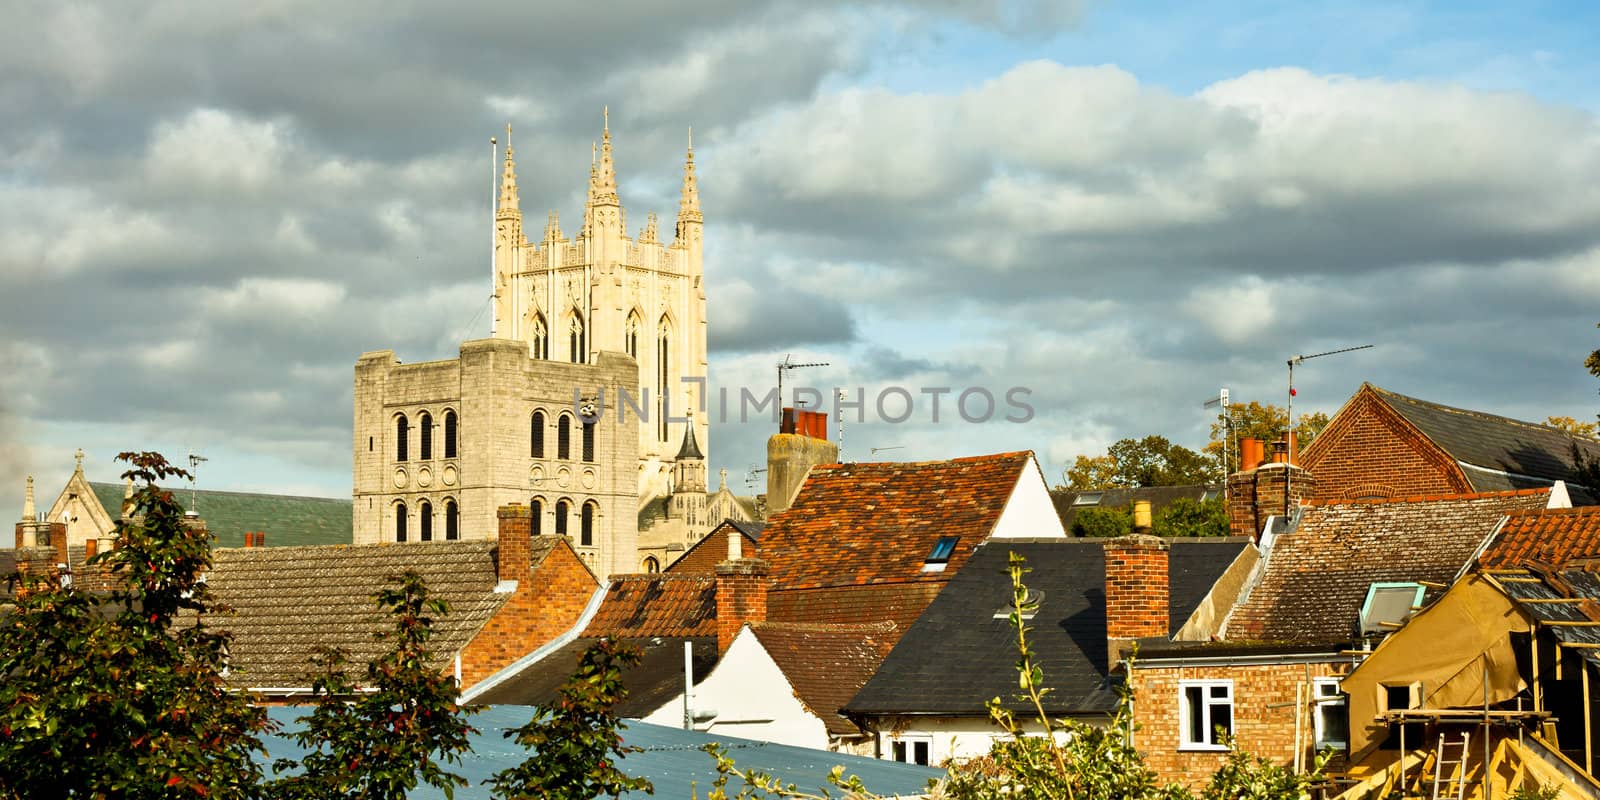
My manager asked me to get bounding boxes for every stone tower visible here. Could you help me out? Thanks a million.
[493,111,708,502]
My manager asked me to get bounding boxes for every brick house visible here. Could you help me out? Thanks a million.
[845,534,1251,766]
[666,518,764,573]
[1130,488,1559,788]
[759,451,1065,646]
[200,504,601,698]
[1299,383,1600,504]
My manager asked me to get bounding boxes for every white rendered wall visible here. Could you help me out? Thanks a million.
[990,456,1067,538]
[638,630,833,751]
[877,715,1099,766]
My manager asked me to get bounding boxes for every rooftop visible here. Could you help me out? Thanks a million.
[747,621,895,736]
[89,481,352,548]
[1227,489,1552,644]
[582,573,719,639]
[760,451,1033,591]
[1480,506,1600,569]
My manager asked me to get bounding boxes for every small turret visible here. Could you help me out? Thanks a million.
[21,475,35,522]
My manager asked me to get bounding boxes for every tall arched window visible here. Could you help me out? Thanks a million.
[530,497,544,536]
[581,501,596,547]
[531,410,546,458]
[396,415,409,462]
[395,502,408,542]
[555,500,570,537]
[531,314,548,360]
[625,312,641,359]
[582,420,595,463]
[419,413,433,461]
[444,410,457,459]
[419,500,433,542]
[445,499,458,540]
[643,556,660,573]
[657,317,671,442]
[569,313,586,364]
[557,414,572,460]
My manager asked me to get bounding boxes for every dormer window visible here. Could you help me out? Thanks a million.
[922,536,959,573]
[1358,582,1426,635]
[1073,492,1103,506]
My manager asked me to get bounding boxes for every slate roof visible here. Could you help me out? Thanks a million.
[89,482,351,548]
[1488,563,1600,666]
[260,704,942,799]
[1369,386,1600,497]
[1050,484,1220,534]
[1480,506,1600,569]
[761,451,1032,591]
[582,573,719,639]
[1227,489,1552,644]
[747,621,895,736]
[845,537,1247,717]
[200,539,550,687]
[469,636,720,715]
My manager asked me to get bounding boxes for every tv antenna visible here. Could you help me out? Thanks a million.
[186,451,208,517]
[869,446,904,457]
[744,465,767,490]
[1202,388,1232,501]
[1285,344,1374,513]
[776,354,829,412]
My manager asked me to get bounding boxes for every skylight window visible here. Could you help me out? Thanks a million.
[1358,583,1426,635]
[922,536,960,572]
[1201,489,1221,502]
[1073,492,1103,506]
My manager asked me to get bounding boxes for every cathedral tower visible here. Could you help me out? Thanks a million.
[492,111,709,502]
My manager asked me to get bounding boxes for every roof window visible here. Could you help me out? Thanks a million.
[1358,582,1426,635]
[1073,492,1103,506]
[922,536,960,573]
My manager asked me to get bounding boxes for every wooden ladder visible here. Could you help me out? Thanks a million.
[1430,731,1471,800]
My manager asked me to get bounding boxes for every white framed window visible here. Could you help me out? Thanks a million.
[889,736,932,766]
[1179,680,1233,751]
[1313,678,1348,749]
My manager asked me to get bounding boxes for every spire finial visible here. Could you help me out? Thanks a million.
[603,106,609,135]
[498,122,520,213]
[22,475,35,522]
[594,107,619,203]
[677,127,702,228]
[74,448,84,471]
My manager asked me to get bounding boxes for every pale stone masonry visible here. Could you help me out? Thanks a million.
[353,340,639,578]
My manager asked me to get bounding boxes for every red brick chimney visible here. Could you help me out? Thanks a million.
[48,521,68,568]
[1226,457,1317,540]
[1103,533,1169,663]
[497,504,532,583]
[715,531,770,654]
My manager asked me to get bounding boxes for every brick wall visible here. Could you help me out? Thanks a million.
[671,527,759,574]
[1104,535,1169,652]
[458,541,599,688]
[1299,389,1468,501]
[715,558,770,653]
[1130,660,1349,789]
[1226,464,1318,539]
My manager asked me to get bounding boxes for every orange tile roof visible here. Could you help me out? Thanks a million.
[748,621,895,736]
[760,451,1032,591]
[581,573,718,638]
[1481,506,1600,569]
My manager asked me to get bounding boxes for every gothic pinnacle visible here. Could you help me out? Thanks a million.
[678,127,701,223]
[498,122,520,213]
[21,475,35,522]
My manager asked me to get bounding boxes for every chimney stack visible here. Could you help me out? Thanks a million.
[1226,453,1317,541]
[497,504,532,584]
[1103,533,1169,664]
[715,554,770,654]
[766,407,839,515]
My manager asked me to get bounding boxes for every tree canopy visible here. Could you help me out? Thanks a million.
[1205,401,1330,473]
[1063,436,1215,490]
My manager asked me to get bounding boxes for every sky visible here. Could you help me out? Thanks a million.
[4,0,1600,522]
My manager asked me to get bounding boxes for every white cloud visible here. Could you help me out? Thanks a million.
[145,109,290,190]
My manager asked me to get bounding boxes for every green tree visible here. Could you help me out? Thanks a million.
[487,638,653,799]
[1206,401,1330,473]
[1072,506,1134,538]
[1063,436,1215,490]
[1152,497,1230,538]
[1546,415,1598,439]
[0,451,272,799]
[270,571,477,800]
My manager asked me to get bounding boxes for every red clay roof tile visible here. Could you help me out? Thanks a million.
[582,573,718,638]
[760,451,1031,591]
[1481,506,1600,569]
[747,621,894,736]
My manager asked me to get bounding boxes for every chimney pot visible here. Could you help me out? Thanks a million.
[727,528,742,560]
[1240,438,1264,472]
[1132,500,1153,532]
[84,538,97,559]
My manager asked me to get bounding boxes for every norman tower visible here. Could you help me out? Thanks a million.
[493,111,709,502]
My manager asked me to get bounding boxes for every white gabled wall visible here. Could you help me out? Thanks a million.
[638,627,833,751]
[990,455,1066,539]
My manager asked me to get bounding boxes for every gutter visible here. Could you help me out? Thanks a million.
[458,580,609,703]
[1130,649,1346,669]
